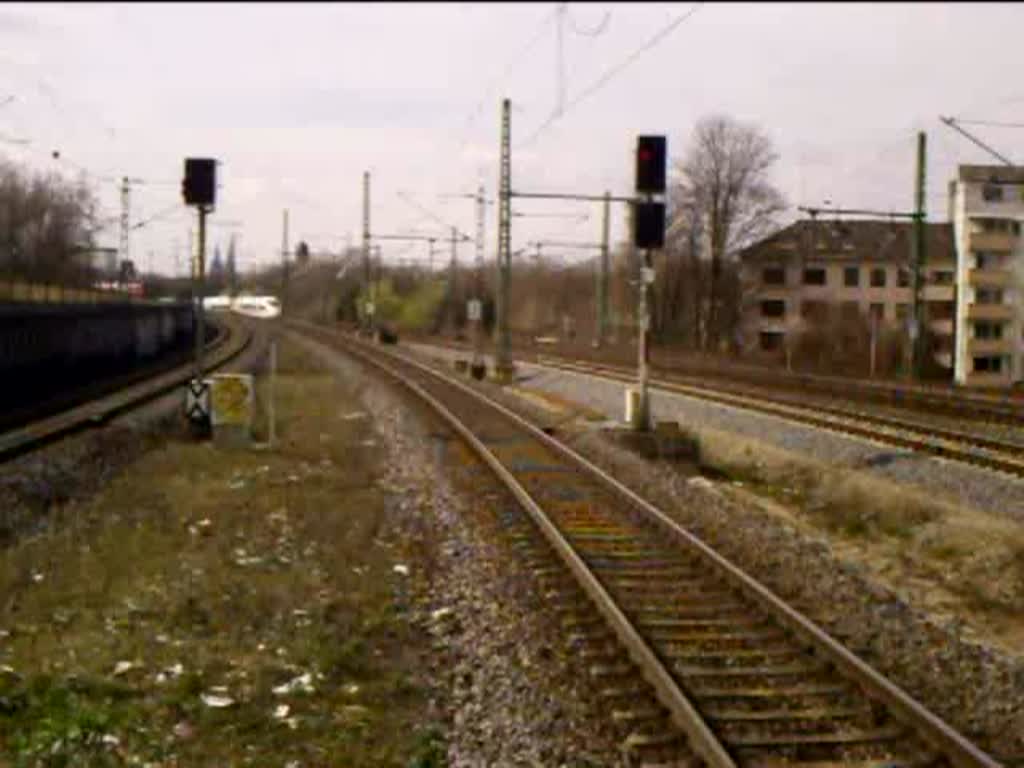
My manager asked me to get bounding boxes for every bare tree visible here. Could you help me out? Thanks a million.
[0,159,98,285]
[672,115,786,352]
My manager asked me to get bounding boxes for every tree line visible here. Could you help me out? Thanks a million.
[0,158,101,285]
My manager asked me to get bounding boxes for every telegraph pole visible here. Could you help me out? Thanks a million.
[910,131,927,382]
[596,190,611,348]
[281,209,290,316]
[449,225,458,334]
[362,171,372,335]
[473,184,486,371]
[494,97,514,382]
[118,177,131,280]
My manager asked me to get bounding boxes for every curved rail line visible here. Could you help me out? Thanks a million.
[408,339,1024,479]
[0,315,252,461]
[409,334,1024,426]
[292,321,1001,768]
[527,356,1024,479]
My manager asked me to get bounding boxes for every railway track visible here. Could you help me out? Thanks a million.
[292,321,1001,768]
[408,334,1024,426]
[526,356,1024,479]
[0,314,252,461]
[407,339,1024,479]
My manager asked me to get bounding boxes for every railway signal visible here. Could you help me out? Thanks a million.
[182,158,217,207]
[634,200,666,250]
[182,156,219,437]
[632,134,667,431]
[635,135,667,194]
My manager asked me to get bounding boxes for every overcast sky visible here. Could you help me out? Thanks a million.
[2,2,1022,277]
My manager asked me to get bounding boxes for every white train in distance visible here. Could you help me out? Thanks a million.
[202,294,281,319]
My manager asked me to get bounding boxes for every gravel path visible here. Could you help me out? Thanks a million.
[406,342,1024,524]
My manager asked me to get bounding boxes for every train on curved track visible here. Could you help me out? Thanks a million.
[203,294,281,319]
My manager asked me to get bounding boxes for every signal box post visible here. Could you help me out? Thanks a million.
[182,157,217,438]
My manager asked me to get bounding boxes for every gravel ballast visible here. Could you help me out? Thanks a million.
[292,332,632,767]
[406,342,1024,524]
[401,338,1024,762]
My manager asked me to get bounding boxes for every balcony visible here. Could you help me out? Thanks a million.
[967,337,1014,356]
[969,231,1016,253]
[754,286,790,301]
[967,303,1015,321]
[965,371,1013,388]
[756,319,788,334]
[967,268,1012,288]
[923,284,955,302]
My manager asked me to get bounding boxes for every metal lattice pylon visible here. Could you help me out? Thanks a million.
[495,98,514,379]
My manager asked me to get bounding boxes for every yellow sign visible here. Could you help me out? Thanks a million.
[210,374,253,427]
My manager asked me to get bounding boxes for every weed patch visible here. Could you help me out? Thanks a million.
[0,339,445,766]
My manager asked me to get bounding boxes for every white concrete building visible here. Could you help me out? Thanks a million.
[949,165,1024,387]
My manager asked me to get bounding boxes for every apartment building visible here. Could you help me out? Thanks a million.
[738,219,956,369]
[949,165,1024,387]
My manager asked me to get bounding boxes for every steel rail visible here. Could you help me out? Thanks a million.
[410,334,1024,422]
[0,315,252,461]
[289,322,733,765]
[291,321,1002,768]
[531,356,1024,477]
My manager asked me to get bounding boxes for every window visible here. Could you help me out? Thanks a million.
[870,268,887,288]
[978,218,1021,235]
[761,300,785,318]
[974,356,1003,374]
[762,266,785,285]
[759,331,784,351]
[897,269,910,288]
[975,252,1000,269]
[974,322,1004,340]
[803,267,827,286]
[931,270,954,285]
[976,288,1004,305]
[801,300,829,321]
[895,304,910,322]
[982,183,1004,202]
[843,267,859,287]
[869,303,885,322]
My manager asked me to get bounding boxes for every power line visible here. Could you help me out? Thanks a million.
[951,118,1024,129]
[130,203,186,232]
[568,5,611,37]
[518,2,704,149]
[396,190,474,242]
[455,6,559,154]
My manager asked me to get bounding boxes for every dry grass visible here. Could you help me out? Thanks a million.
[677,423,1024,625]
[0,339,445,767]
